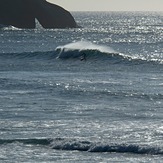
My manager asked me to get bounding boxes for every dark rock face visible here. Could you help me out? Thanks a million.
[0,0,78,29]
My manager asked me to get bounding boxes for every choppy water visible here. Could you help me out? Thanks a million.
[0,12,163,162]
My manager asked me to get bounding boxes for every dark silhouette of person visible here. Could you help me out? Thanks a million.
[80,52,86,61]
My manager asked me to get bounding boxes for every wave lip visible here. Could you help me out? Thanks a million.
[55,41,163,65]
[55,40,118,60]
[56,40,115,53]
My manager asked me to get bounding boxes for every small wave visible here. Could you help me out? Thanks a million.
[65,87,163,101]
[0,138,51,146]
[0,51,56,60]
[0,138,163,155]
[0,25,23,31]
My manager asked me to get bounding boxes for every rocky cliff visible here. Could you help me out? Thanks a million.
[0,0,78,29]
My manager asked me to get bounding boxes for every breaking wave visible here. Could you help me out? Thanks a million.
[0,41,162,64]
[0,138,163,155]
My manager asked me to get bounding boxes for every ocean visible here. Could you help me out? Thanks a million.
[0,12,163,162]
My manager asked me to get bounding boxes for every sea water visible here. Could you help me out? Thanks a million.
[0,12,163,162]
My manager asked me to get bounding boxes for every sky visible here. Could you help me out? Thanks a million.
[47,0,163,11]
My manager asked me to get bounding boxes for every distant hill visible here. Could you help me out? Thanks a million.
[0,0,78,29]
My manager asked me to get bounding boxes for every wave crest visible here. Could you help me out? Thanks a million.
[0,41,162,65]
[1,138,163,155]
[55,41,162,64]
[56,41,121,60]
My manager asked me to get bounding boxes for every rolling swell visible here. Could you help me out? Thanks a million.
[0,138,162,155]
[0,49,126,62]
[0,49,161,66]
[0,40,162,65]
[0,51,56,60]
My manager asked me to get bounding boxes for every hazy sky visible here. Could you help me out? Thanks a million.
[47,0,163,11]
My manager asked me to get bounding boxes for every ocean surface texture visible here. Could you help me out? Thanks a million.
[0,12,163,162]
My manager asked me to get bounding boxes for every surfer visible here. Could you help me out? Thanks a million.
[80,52,86,61]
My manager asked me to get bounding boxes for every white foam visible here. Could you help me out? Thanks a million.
[56,40,116,53]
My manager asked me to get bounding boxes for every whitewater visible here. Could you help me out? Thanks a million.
[0,12,163,162]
